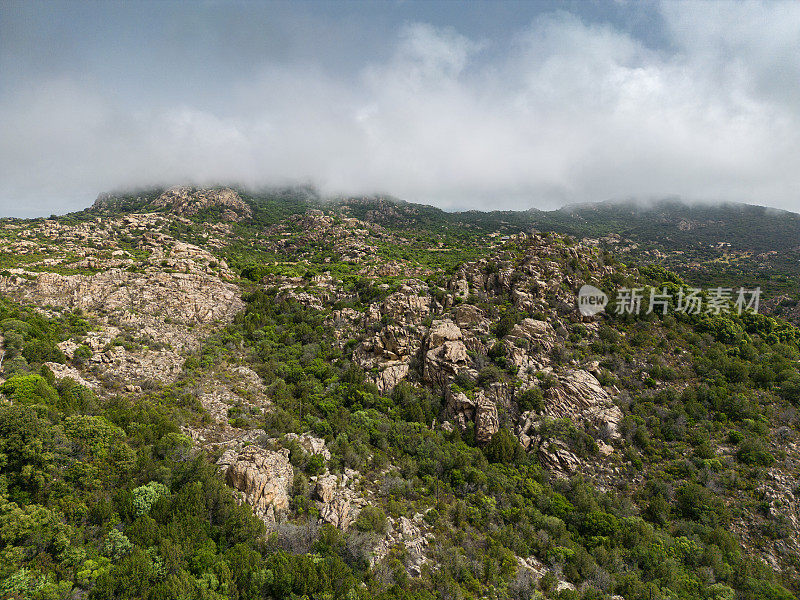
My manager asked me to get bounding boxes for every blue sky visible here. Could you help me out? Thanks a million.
[1,1,799,216]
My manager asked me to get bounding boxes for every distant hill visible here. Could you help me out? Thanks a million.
[86,186,800,252]
[77,187,800,302]
[326,195,800,256]
[544,199,800,254]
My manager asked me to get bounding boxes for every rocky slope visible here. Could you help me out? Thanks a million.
[2,187,800,599]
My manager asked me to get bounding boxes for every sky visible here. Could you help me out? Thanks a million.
[1,1,799,217]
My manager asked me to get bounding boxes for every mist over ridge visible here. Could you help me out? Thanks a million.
[3,2,800,216]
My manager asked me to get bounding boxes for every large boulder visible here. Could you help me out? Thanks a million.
[218,447,293,526]
[545,370,622,439]
[313,470,366,529]
[444,385,504,444]
[423,320,473,386]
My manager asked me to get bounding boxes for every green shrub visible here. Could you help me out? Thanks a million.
[736,438,776,467]
[517,387,543,413]
[354,505,388,534]
[132,482,170,517]
[0,374,59,406]
[100,528,133,560]
[484,428,522,463]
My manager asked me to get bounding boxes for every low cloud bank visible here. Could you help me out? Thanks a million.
[2,3,799,216]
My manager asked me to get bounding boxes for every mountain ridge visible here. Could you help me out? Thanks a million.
[1,186,800,598]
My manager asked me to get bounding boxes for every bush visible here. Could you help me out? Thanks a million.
[477,365,502,387]
[484,428,522,463]
[100,529,133,560]
[493,308,521,339]
[736,439,776,467]
[675,483,730,526]
[132,482,170,517]
[74,344,93,361]
[354,505,388,534]
[0,374,59,405]
[517,387,543,413]
[779,375,800,404]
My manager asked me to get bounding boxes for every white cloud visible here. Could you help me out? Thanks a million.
[1,5,800,216]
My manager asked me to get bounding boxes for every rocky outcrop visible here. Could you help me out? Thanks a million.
[514,369,620,475]
[354,326,417,392]
[182,368,271,445]
[475,396,500,444]
[93,345,185,384]
[349,282,434,392]
[444,385,506,444]
[754,466,800,565]
[507,318,557,352]
[423,320,473,387]
[0,269,241,327]
[0,265,243,362]
[381,282,431,325]
[545,370,622,439]
[217,446,293,526]
[375,362,410,393]
[153,187,253,222]
[451,304,489,333]
[313,470,366,529]
[371,514,431,577]
[285,433,331,461]
[515,412,584,477]
[43,362,97,389]
[534,438,582,475]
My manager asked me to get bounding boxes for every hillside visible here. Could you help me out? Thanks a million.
[0,187,799,600]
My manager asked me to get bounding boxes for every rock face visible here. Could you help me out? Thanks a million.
[0,218,244,385]
[351,281,432,391]
[423,320,473,387]
[44,362,96,389]
[371,514,431,577]
[534,438,583,475]
[0,269,242,329]
[285,433,331,461]
[152,187,253,222]
[508,318,557,352]
[444,385,505,444]
[475,397,500,444]
[451,304,486,329]
[218,447,293,526]
[374,362,410,393]
[381,283,432,325]
[313,470,366,529]
[0,267,242,384]
[545,370,622,439]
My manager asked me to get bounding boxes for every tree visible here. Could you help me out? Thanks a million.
[132,482,170,517]
[354,505,388,534]
[484,428,522,463]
